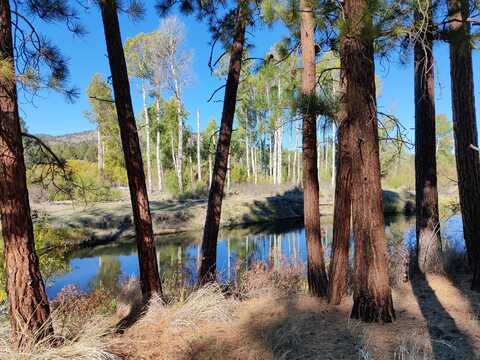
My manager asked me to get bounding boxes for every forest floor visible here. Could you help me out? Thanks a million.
[1,265,478,359]
[31,184,415,248]
[110,273,479,360]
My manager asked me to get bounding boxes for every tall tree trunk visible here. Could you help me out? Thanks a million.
[0,0,53,345]
[142,81,152,192]
[328,66,352,305]
[448,0,480,290]
[278,122,283,184]
[414,3,443,274]
[246,128,250,181]
[189,154,194,187]
[208,153,213,187]
[269,133,273,182]
[343,0,395,322]
[171,66,183,192]
[156,99,163,191]
[99,0,161,301]
[253,147,258,184]
[300,0,328,297]
[331,121,336,189]
[197,109,202,183]
[198,0,246,283]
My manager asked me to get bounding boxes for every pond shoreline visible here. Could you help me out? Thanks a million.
[32,187,415,253]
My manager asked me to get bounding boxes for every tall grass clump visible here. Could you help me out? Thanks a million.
[0,287,120,360]
[119,283,235,359]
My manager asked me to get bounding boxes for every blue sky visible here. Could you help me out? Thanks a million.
[18,2,480,145]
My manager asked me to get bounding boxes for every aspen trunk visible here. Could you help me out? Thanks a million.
[156,99,163,191]
[0,0,53,344]
[197,109,202,183]
[100,0,161,301]
[97,127,103,174]
[300,0,328,297]
[142,81,152,192]
[208,154,213,188]
[246,128,250,181]
[198,0,246,283]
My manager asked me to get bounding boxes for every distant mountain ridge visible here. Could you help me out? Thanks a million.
[36,130,96,145]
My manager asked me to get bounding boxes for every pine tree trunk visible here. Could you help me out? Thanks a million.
[448,0,480,290]
[100,0,161,301]
[414,3,443,274]
[300,0,328,297]
[198,0,246,283]
[0,0,53,345]
[197,109,202,183]
[142,81,152,192]
[328,66,352,305]
[343,0,395,321]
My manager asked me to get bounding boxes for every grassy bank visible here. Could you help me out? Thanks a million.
[31,184,420,250]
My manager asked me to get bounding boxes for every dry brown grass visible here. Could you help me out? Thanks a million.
[2,264,480,359]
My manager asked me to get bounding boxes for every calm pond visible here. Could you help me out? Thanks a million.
[45,214,465,299]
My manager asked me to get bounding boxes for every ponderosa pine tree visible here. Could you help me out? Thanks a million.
[0,0,53,344]
[413,0,443,273]
[198,1,248,283]
[156,0,251,283]
[0,0,82,345]
[447,0,480,290]
[300,0,328,297]
[342,0,395,321]
[98,0,162,300]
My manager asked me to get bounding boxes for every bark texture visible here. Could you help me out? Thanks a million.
[100,0,162,300]
[343,0,395,321]
[198,1,246,284]
[448,0,480,290]
[414,3,443,274]
[328,66,352,305]
[0,0,53,345]
[300,0,328,297]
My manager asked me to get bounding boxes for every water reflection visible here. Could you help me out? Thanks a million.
[46,215,465,299]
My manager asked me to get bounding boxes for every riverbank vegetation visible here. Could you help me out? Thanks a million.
[1,0,480,358]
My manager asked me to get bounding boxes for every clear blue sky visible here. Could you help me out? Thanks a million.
[18,2,480,143]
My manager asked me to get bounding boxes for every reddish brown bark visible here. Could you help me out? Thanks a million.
[99,0,162,300]
[0,0,53,345]
[328,67,352,304]
[414,2,443,274]
[198,1,247,284]
[342,0,395,321]
[300,0,328,297]
[448,0,480,291]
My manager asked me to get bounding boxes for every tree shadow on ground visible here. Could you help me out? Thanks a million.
[411,272,477,359]
[239,295,359,359]
[240,188,306,225]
